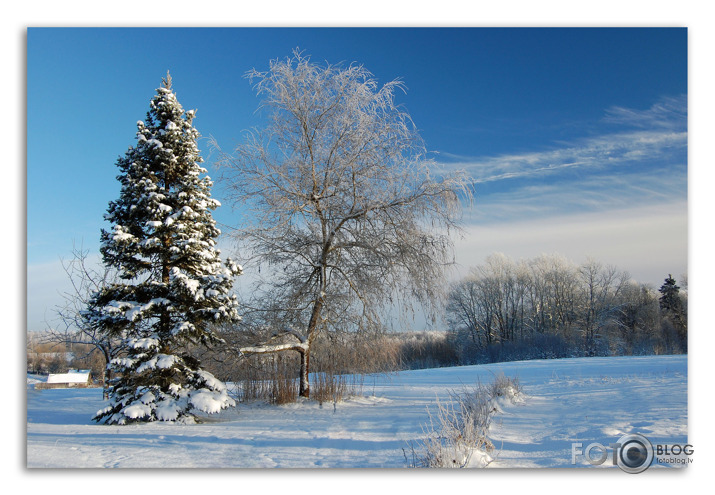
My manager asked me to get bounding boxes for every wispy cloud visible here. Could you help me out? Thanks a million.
[436,95,687,185]
[440,96,688,284]
[603,94,687,130]
[446,129,685,184]
[464,164,687,223]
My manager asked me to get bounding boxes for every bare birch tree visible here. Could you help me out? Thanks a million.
[217,50,470,397]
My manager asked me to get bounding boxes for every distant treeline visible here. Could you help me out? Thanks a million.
[29,252,686,402]
[195,253,686,400]
[442,253,686,365]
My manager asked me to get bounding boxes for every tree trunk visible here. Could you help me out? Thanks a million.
[102,367,110,400]
[102,346,111,400]
[300,293,324,398]
[299,348,310,398]
[237,337,310,398]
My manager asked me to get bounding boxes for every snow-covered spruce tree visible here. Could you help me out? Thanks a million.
[88,73,242,424]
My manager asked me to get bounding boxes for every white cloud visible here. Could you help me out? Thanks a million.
[466,164,687,224]
[436,96,688,285]
[452,200,687,287]
[440,129,686,184]
[435,95,687,185]
[603,95,687,130]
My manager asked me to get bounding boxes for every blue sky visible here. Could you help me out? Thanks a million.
[27,27,688,332]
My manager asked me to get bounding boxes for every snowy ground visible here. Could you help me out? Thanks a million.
[26,355,687,469]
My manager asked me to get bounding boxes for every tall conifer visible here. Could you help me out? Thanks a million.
[88,73,241,424]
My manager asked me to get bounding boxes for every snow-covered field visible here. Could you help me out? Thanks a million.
[26,355,687,471]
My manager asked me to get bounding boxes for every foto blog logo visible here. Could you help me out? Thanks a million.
[571,433,693,473]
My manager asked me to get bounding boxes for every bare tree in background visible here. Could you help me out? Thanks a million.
[42,245,121,397]
[577,258,629,353]
[217,50,470,397]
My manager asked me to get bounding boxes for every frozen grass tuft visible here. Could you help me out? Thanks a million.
[488,372,522,402]
[406,373,522,468]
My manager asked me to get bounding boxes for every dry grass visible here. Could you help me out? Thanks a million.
[311,372,364,405]
[233,354,299,404]
[406,373,522,468]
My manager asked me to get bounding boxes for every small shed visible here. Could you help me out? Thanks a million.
[36,369,92,389]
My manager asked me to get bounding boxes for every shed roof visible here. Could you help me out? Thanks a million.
[46,369,91,384]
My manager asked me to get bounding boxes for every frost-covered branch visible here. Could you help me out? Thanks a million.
[229,327,308,356]
[216,49,471,398]
[238,341,308,355]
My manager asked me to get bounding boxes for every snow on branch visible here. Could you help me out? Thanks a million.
[232,327,308,357]
[238,342,308,355]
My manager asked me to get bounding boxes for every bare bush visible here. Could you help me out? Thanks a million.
[311,372,364,405]
[487,372,522,401]
[233,353,299,405]
[406,374,522,468]
[198,326,384,405]
[392,331,459,369]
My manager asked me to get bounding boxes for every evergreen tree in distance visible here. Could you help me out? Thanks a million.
[88,73,242,424]
[658,273,687,351]
[658,274,681,315]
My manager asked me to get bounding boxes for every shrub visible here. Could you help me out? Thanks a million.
[406,373,522,468]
